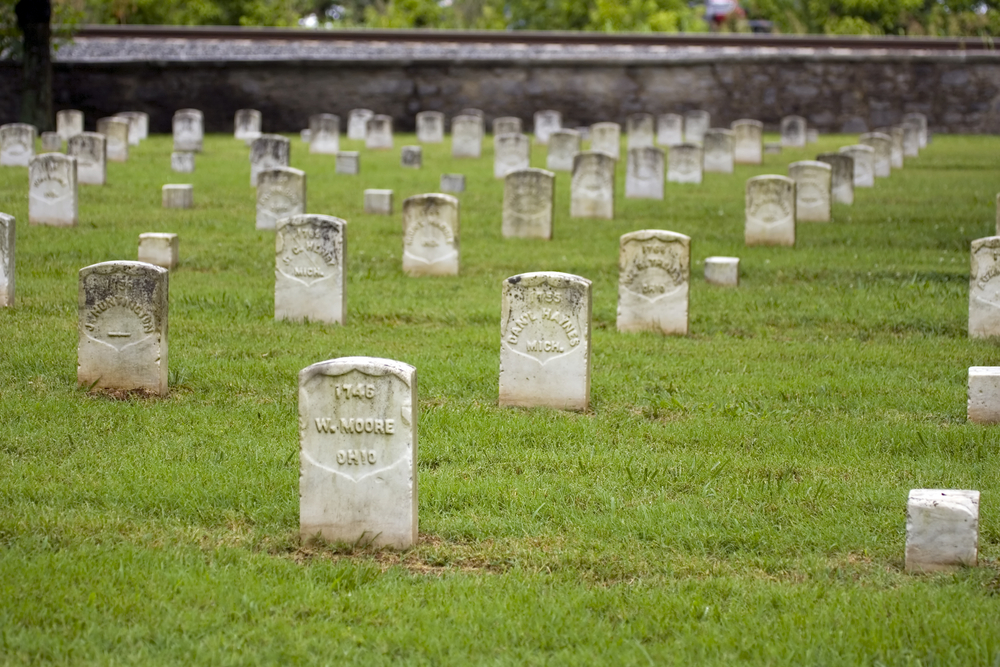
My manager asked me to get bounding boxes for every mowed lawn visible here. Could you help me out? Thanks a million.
[1,129,999,665]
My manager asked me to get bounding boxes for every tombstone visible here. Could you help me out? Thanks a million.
[617,230,690,335]
[309,114,340,155]
[969,236,1000,338]
[816,153,854,205]
[0,213,13,307]
[41,132,61,153]
[502,168,554,240]
[860,133,892,177]
[888,126,904,168]
[114,112,143,146]
[546,129,580,172]
[902,121,921,158]
[401,146,422,169]
[703,129,735,174]
[806,129,819,144]
[732,119,763,165]
[0,123,36,167]
[234,109,262,143]
[67,133,106,186]
[657,113,684,146]
[138,233,179,270]
[745,175,796,247]
[780,115,807,147]
[402,194,459,276]
[460,108,484,118]
[997,193,1000,237]
[574,126,591,142]
[336,151,359,175]
[494,133,530,178]
[300,129,311,144]
[451,115,482,158]
[162,185,193,209]
[172,109,203,153]
[415,111,444,143]
[249,134,290,186]
[298,356,417,549]
[903,112,928,148]
[666,143,703,185]
[905,489,979,573]
[257,167,306,231]
[499,272,591,411]
[134,112,149,140]
[56,110,83,141]
[705,257,739,287]
[77,261,169,396]
[493,117,522,136]
[570,152,615,219]
[683,110,710,145]
[364,189,393,215]
[171,152,195,174]
[347,109,374,141]
[969,367,1000,423]
[764,142,782,154]
[97,117,129,162]
[589,122,621,161]
[29,154,78,227]
[625,147,665,200]
[839,145,875,188]
[533,110,562,145]
[440,174,465,193]
[788,160,832,223]
[366,115,394,150]
[626,113,655,150]
[276,215,346,325]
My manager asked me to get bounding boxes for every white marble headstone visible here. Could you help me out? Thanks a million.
[657,113,683,146]
[234,109,262,143]
[402,194,460,276]
[902,121,920,157]
[1,123,36,167]
[703,129,735,174]
[347,109,373,140]
[440,174,465,193]
[704,256,739,287]
[731,119,763,165]
[666,143,703,184]
[780,115,807,147]
[67,133,105,186]
[171,152,195,174]
[571,151,615,219]
[745,175,796,247]
[114,112,143,146]
[533,110,562,145]
[617,230,690,335]
[503,168,554,240]
[860,132,892,178]
[138,232,179,270]
[0,213,13,307]
[905,489,979,573]
[816,152,854,205]
[416,111,444,143]
[494,133,530,178]
[162,184,193,209]
[626,113,655,150]
[589,122,621,161]
[276,214,346,325]
[451,115,482,158]
[625,146,664,200]
[546,130,580,172]
[56,110,83,141]
[336,151,359,175]
[172,109,203,153]
[364,189,393,215]
[29,154,77,227]
[903,112,928,148]
[249,134,290,186]
[788,160,832,223]
[968,366,1000,423]
[969,235,1000,338]
[41,132,62,153]
[839,145,875,188]
[493,117,522,136]
[683,110,710,145]
[401,146,422,169]
[310,114,340,155]
[366,115,394,150]
[97,117,129,162]
[257,167,306,231]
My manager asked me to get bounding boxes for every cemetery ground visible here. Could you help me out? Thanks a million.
[1,131,999,665]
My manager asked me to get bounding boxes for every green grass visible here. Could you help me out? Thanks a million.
[1,132,1000,665]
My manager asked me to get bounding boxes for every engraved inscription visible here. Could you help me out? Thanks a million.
[277,222,341,286]
[749,182,793,226]
[621,239,686,299]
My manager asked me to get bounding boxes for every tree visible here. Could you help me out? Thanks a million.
[16,0,52,131]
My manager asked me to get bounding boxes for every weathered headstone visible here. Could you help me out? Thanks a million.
[41,132,62,153]
[780,115,807,147]
[732,119,763,165]
[625,146,664,200]
[29,154,78,227]
[589,122,621,161]
[704,256,739,287]
[440,174,465,193]
[364,189,393,215]
[234,109,262,143]
[97,117,129,162]
[162,184,193,209]
[703,129,735,174]
[347,109,374,141]
[684,110,710,145]
[788,160,832,223]
[451,115,482,158]
[903,112,928,148]
[366,115,394,150]
[67,133,106,186]
[657,113,684,146]
[570,151,615,219]
[298,356,417,549]
[493,117,522,136]
[969,236,1000,338]
[860,132,892,177]
[502,168,554,240]
[401,146,422,169]
[745,175,796,247]
[902,121,920,158]
[0,213,13,307]
[764,142,782,154]
[968,367,1000,423]
[816,152,854,205]
[626,113,655,150]
[172,109,203,153]
[56,110,83,141]
[336,151,360,175]
[309,114,340,154]
[494,133,530,178]
[138,233,179,270]
[546,129,580,172]
[839,145,875,188]
[114,112,143,146]
[402,194,460,276]
[499,272,591,411]
[533,110,562,145]
[276,214,346,324]
[666,143,703,184]
[257,167,306,230]
[171,152,195,173]
[415,111,444,143]
[617,230,690,335]
[0,123,36,167]
[249,134,290,186]
[78,261,169,396]
[905,489,979,573]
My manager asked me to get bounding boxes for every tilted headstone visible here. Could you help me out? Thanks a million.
[1,123,36,167]
[626,113,655,150]
[249,134,290,186]
[788,160,832,223]
[657,113,683,146]
[902,121,920,158]
[41,132,62,153]
[499,272,591,411]
[732,119,763,165]
[666,143,703,185]
[493,117,522,136]
[257,167,306,231]
[67,133,106,186]
[347,109,374,141]
[860,132,892,177]
[570,151,615,219]
[533,110,562,145]
[745,175,795,247]
[705,256,739,287]
[493,133,530,178]
[276,214,346,324]
[162,184,193,209]
[546,129,580,172]
[969,236,1000,338]
[401,146,422,169]
[969,367,1000,423]
[97,117,129,162]
[0,213,13,307]
[309,114,340,155]
[415,111,444,143]
[366,115,394,150]
[502,168,554,239]
[617,230,690,335]
[78,261,169,396]
[780,115,807,147]
[816,152,854,205]
[625,146,665,200]
[440,174,465,193]
[172,109,203,153]
[364,189,393,215]
[905,489,979,573]
[171,152,195,174]
[114,112,143,146]
[589,122,621,161]
[703,129,735,174]
[336,151,359,175]
[683,110,710,145]
[402,194,460,276]
[56,110,83,141]
[839,145,875,188]
[451,115,482,158]
[903,112,928,148]
[234,109,262,143]
[138,233,179,270]
[298,356,417,549]
[29,154,78,227]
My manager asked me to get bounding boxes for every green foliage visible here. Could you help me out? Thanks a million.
[362,0,444,29]
[588,0,708,32]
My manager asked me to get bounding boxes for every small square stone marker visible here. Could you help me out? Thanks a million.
[138,233,179,270]
[905,489,979,573]
[704,256,739,287]
[440,174,465,193]
[162,184,193,209]
[364,189,393,215]
[968,367,1000,423]
[401,146,422,169]
[0,213,14,307]
[299,356,417,549]
[276,215,346,325]
[336,151,359,175]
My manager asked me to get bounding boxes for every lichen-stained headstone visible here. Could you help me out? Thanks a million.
[276,215,346,325]
[570,151,615,219]
[249,135,290,186]
[172,109,203,153]
[366,115,394,150]
[503,168,554,239]
[0,213,14,307]
[402,194,460,276]
[234,108,262,143]
[625,147,664,200]
[29,154,78,227]
[451,115,482,158]
[494,133,530,179]
[816,153,854,205]
[299,357,417,549]
[0,123,36,167]
[657,113,683,147]
[703,129,735,174]
[533,110,562,145]
[780,115,807,147]
[838,145,875,188]
[969,236,1000,338]
[347,109,373,141]
[732,119,763,165]
[78,261,169,396]
[67,133,106,186]
[309,114,340,155]
[56,110,83,141]
[401,146,422,169]
[493,117,522,136]
[788,160,832,223]
[97,117,129,162]
[666,143,703,185]
[683,110,710,145]
[745,175,796,247]
[499,272,591,411]
[617,230,690,335]
[626,113,655,150]
[257,167,306,231]
[860,132,892,178]
[546,129,580,172]
[415,111,443,143]
[589,122,621,161]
